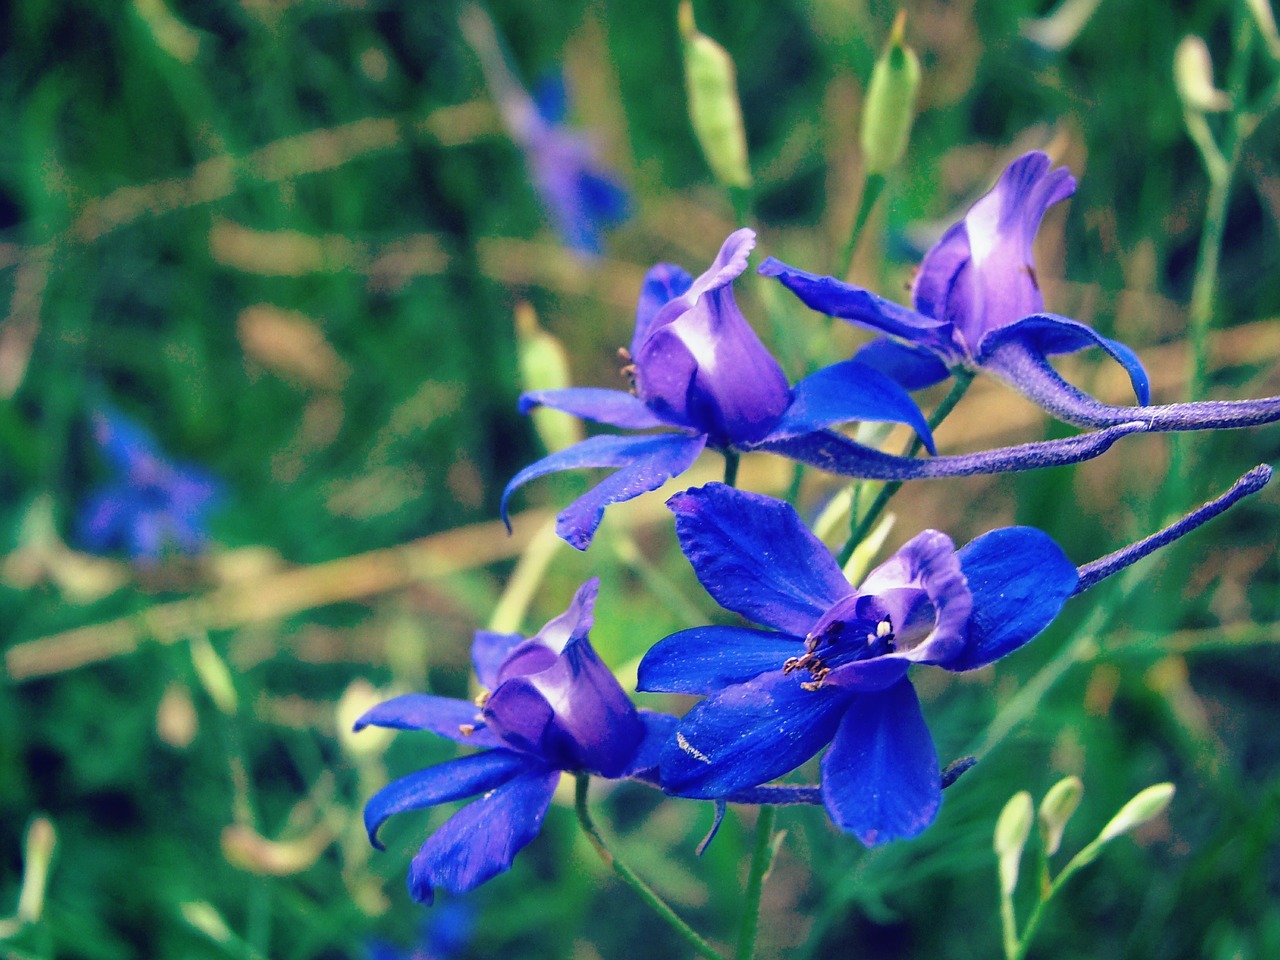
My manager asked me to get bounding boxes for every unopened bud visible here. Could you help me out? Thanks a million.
[1174,36,1231,113]
[1097,782,1175,844]
[16,817,56,923]
[515,302,583,453]
[679,1,752,189]
[1037,775,1083,856]
[994,790,1034,896]
[189,633,238,715]
[180,902,234,944]
[860,11,921,176]
[336,679,396,757]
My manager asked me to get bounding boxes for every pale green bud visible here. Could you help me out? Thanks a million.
[679,0,752,189]
[515,302,584,454]
[1097,782,1175,844]
[189,633,238,715]
[994,790,1034,896]
[1037,775,1083,856]
[860,11,921,176]
[1174,36,1231,113]
[16,817,56,923]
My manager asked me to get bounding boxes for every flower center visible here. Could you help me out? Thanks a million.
[784,616,895,691]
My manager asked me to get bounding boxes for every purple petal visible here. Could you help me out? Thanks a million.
[406,765,560,903]
[667,483,853,635]
[821,655,911,692]
[853,338,952,392]
[758,257,959,360]
[518,388,669,430]
[354,694,502,749]
[647,229,757,338]
[472,631,526,690]
[944,527,1078,672]
[633,264,694,354]
[507,577,599,667]
[637,626,803,695]
[659,670,851,798]
[364,750,531,849]
[820,679,941,845]
[761,360,936,454]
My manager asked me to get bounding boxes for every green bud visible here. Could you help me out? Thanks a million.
[679,0,752,189]
[1097,782,1175,844]
[1174,36,1231,113]
[515,302,584,454]
[189,632,238,715]
[16,817,56,923]
[994,790,1034,896]
[860,11,921,176]
[1037,775,1083,856]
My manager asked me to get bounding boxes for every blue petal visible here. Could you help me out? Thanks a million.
[659,670,850,798]
[621,709,681,777]
[763,359,936,454]
[977,313,1150,404]
[472,630,526,690]
[820,679,941,845]
[531,72,568,125]
[944,527,1078,671]
[406,765,560,903]
[518,388,669,430]
[354,694,502,749]
[667,483,853,635]
[633,264,694,353]
[853,338,952,392]
[364,750,531,850]
[501,432,707,549]
[637,626,803,695]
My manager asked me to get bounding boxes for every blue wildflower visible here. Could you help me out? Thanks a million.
[357,579,674,903]
[77,407,221,563]
[638,468,1271,845]
[503,228,1147,550]
[760,151,1280,432]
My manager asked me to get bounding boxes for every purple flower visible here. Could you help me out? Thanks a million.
[357,579,673,903]
[760,151,1280,433]
[637,470,1271,844]
[77,407,221,563]
[504,229,1145,550]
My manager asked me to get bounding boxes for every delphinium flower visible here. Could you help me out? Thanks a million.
[77,407,221,564]
[759,151,1280,432]
[461,4,630,256]
[637,469,1271,845]
[503,227,1145,549]
[357,579,673,903]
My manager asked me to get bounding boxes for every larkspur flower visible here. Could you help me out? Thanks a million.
[638,468,1271,845]
[77,407,221,563]
[503,228,1147,550]
[760,151,1280,432]
[357,579,673,903]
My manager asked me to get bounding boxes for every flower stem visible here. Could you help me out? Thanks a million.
[734,805,777,960]
[574,775,730,960]
[836,173,886,280]
[723,450,741,488]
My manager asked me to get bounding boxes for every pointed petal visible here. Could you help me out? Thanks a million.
[853,338,952,392]
[633,264,694,354]
[762,360,936,454]
[354,694,502,748]
[494,578,598,690]
[406,765,560,903]
[472,631,526,690]
[647,229,756,338]
[518,388,669,430]
[363,750,530,849]
[659,671,850,798]
[637,626,802,695]
[944,527,1077,671]
[667,483,852,634]
[820,680,941,845]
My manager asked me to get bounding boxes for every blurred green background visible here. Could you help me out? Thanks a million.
[3,0,1280,957]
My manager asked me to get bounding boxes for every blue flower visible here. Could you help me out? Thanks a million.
[503,228,1145,550]
[637,470,1271,844]
[760,151,1280,433]
[357,579,674,903]
[364,900,475,960]
[77,407,221,563]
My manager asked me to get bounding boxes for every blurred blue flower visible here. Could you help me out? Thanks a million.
[761,151,1280,433]
[357,579,674,903]
[77,407,221,563]
[365,901,475,960]
[504,228,1145,550]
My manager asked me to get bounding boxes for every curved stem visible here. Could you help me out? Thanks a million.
[734,805,777,960]
[574,774,730,960]
[836,173,886,280]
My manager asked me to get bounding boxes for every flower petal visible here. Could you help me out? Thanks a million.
[945,527,1078,671]
[354,694,502,749]
[496,578,599,685]
[761,359,936,454]
[647,229,756,338]
[852,338,953,392]
[364,750,531,850]
[667,483,853,634]
[472,631,526,690]
[637,626,803,695]
[633,264,694,354]
[518,388,669,430]
[659,671,850,798]
[621,709,681,777]
[406,765,560,903]
[820,679,941,845]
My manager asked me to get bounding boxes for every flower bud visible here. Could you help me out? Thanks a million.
[1037,775,1083,856]
[679,0,752,189]
[515,302,584,453]
[860,11,921,176]
[336,679,396,758]
[1174,36,1231,113]
[16,816,56,923]
[221,823,331,876]
[1097,782,1175,843]
[189,633,238,715]
[994,790,1034,896]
